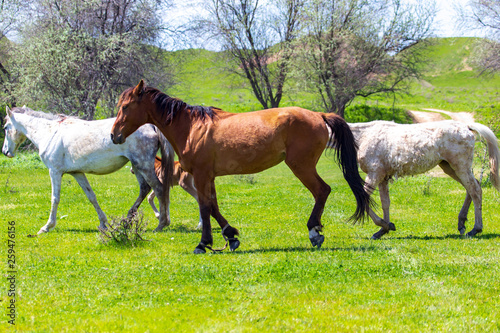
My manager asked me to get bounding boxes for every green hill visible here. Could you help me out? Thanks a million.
[166,38,500,128]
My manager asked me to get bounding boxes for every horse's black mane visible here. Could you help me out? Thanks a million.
[141,87,218,125]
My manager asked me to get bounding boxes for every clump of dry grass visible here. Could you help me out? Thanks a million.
[98,212,149,246]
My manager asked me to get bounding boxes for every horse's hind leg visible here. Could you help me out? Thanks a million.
[458,194,473,235]
[439,161,473,235]
[178,172,202,228]
[440,161,483,237]
[71,173,108,230]
[38,170,63,234]
[133,163,170,231]
[128,171,153,218]
[461,174,482,237]
[285,160,331,249]
[364,174,395,240]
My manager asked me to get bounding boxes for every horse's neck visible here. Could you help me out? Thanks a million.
[14,114,59,149]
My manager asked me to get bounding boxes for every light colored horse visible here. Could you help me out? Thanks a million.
[2,106,174,234]
[131,157,202,228]
[347,120,500,239]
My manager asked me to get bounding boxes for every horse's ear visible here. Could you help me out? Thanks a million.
[133,79,145,97]
[6,106,12,117]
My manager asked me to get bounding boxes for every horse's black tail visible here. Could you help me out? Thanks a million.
[322,114,373,223]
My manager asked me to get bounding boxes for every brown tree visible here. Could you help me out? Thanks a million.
[292,0,436,117]
[457,0,500,74]
[198,0,304,109]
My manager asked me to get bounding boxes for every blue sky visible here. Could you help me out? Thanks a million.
[171,0,478,39]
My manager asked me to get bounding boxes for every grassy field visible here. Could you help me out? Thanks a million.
[1,36,499,331]
[1,152,500,332]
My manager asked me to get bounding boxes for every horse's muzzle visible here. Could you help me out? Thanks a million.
[2,149,13,158]
[110,133,125,145]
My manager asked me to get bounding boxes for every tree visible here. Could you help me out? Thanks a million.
[457,0,500,73]
[292,0,436,117]
[11,0,174,119]
[198,0,304,109]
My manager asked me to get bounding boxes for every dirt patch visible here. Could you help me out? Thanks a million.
[422,108,475,123]
[408,110,445,123]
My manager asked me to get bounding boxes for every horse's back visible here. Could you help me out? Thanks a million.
[355,120,475,176]
[56,119,158,174]
[201,107,328,176]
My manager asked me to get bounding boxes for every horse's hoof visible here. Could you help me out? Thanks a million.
[37,228,48,234]
[153,227,164,233]
[459,227,466,235]
[371,234,381,240]
[388,223,396,231]
[466,228,482,238]
[229,239,240,252]
[193,245,206,254]
[310,235,324,249]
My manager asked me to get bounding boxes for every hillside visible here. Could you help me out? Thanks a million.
[166,38,500,129]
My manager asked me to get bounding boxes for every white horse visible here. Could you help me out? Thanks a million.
[347,120,500,239]
[2,106,175,234]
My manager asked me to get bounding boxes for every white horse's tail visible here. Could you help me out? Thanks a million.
[468,122,500,192]
[156,127,175,192]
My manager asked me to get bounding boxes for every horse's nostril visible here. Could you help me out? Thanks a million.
[110,133,114,141]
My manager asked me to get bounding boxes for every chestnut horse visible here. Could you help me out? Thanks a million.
[111,80,373,254]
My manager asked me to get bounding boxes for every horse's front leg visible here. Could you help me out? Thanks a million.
[193,177,213,254]
[207,181,239,251]
[38,170,63,234]
[193,177,239,254]
[71,173,107,230]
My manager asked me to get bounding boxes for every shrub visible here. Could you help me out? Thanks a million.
[98,212,149,247]
[345,105,413,124]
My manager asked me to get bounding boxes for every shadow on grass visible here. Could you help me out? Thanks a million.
[60,228,99,233]
[225,244,383,255]
[387,233,500,240]
[154,224,201,234]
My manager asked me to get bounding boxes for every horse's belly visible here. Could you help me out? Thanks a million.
[389,149,442,176]
[66,156,129,175]
[214,147,286,176]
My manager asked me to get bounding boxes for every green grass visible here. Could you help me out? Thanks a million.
[1,152,500,331]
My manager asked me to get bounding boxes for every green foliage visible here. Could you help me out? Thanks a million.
[345,105,413,124]
[3,0,174,119]
[2,152,500,331]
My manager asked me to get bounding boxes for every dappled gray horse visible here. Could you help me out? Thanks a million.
[347,120,500,239]
[2,106,175,234]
